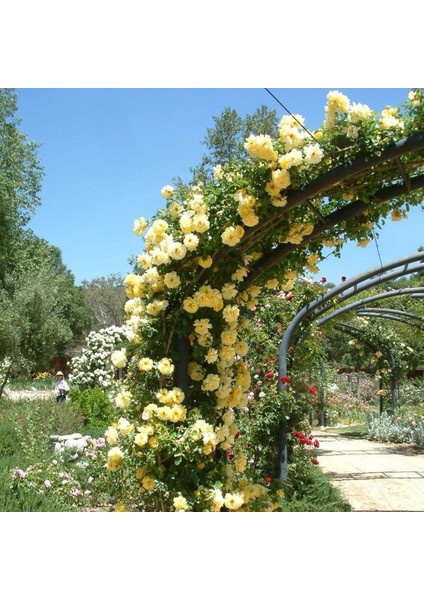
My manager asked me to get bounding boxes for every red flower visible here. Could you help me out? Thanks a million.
[279,375,291,385]
[285,292,293,301]
[234,430,241,439]
[265,372,274,379]
[320,277,327,283]
[265,477,272,484]
[341,275,347,281]
[226,451,234,460]
[311,457,319,465]
[309,385,318,396]
[314,439,320,448]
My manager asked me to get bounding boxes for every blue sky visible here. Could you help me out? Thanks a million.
[15,87,423,285]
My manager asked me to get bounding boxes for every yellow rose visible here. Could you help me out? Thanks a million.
[183,297,199,314]
[138,357,154,372]
[198,255,213,268]
[157,357,174,376]
[224,492,245,511]
[142,475,156,490]
[173,495,189,511]
[107,447,124,472]
[105,426,118,446]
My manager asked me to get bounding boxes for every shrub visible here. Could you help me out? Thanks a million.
[69,387,117,428]
[412,421,424,448]
[367,412,414,444]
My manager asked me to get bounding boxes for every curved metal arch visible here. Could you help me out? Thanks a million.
[278,252,424,381]
[355,308,424,327]
[316,287,424,326]
[199,133,424,289]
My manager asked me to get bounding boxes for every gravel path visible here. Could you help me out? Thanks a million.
[313,429,424,511]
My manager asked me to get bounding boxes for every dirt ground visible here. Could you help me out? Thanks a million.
[313,429,424,511]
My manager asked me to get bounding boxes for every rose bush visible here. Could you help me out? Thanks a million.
[102,90,424,511]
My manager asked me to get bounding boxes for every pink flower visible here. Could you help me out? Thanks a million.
[250,305,257,311]
[51,459,58,465]
[96,438,106,447]
[17,469,27,479]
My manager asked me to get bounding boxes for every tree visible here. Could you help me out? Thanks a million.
[190,105,278,182]
[0,89,44,281]
[81,274,126,330]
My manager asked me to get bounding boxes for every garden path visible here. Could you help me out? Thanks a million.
[313,429,424,511]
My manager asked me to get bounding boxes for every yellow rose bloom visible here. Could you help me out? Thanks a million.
[157,357,174,376]
[221,329,237,345]
[224,492,245,511]
[133,216,148,236]
[142,403,158,420]
[235,341,248,356]
[184,233,200,251]
[201,373,220,392]
[192,214,210,233]
[198,255,213,268]
[221,225,245,247]
[169,404,187,423]
[115,390,132,409]
[138,357,154,372]
[111,349,127,369]
[164,271,181,289]
[210,489,224,512]
[223,305,240,323]
[161,185,174,198]
[107,447,124,472]
[169,242,187,261]
[194,318,212,336]
[117,417,134,436]
[244,134,277,161]
[156,406,172,421]
[221,283,238,300]
[134,432,149,447]
[142,475,156,490]
[173,495,189,512]
[183,297,199,314]
[205,348,218,364]
[105,426,119,446]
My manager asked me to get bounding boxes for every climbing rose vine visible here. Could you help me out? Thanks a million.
[103,89,424,511]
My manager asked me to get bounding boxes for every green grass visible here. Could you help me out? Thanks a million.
[324,423,368,438]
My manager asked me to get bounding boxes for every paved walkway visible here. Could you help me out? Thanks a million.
[313,429,424,511]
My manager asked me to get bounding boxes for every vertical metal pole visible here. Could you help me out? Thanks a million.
[174,335,189,395]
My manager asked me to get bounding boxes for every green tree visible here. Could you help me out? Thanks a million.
[190,105,278,182]
[81,273,126,330]
[0,88,44,281]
